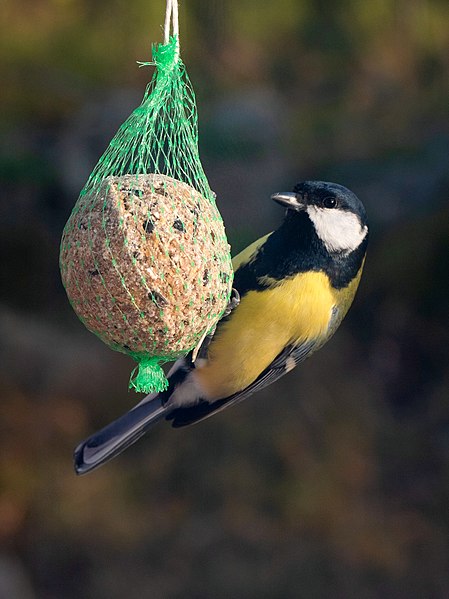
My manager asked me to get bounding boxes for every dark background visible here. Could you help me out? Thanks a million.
[1,1,449,597]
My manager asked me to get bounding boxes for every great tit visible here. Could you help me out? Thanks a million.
[74,180,368,474]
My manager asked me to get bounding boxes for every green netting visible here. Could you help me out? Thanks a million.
[85,37,212,201]
[60,35,233,393]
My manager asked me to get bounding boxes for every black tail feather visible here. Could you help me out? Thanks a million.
[74,396,168,475]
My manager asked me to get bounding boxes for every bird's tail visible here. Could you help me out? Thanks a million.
[74,394,168,475]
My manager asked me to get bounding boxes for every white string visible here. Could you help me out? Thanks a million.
[163,0,172,44]
[163,0,180,60]
[172,0,179,41]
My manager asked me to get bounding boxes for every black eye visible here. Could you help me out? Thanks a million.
[323,196,337,209]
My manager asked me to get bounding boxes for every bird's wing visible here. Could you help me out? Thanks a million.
[168,305,340,428]
[167,337,322,428]
[231,233,272,273]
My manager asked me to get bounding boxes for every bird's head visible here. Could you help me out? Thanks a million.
[271,181,368,254]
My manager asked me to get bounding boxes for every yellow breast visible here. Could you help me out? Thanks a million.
[195,268,362,400]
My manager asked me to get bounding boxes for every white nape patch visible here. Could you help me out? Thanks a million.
[168,371,206,408]
[306,205,368,253]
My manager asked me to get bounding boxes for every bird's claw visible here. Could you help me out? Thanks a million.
[191,288,240,363]
[221,287,240,318]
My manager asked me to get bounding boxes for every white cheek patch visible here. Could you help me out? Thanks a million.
[306,205,368,253]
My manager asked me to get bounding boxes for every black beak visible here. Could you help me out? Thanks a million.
[271,192,307,211]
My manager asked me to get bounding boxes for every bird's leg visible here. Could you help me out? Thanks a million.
[222,287,241,318]
[191,288,240,364]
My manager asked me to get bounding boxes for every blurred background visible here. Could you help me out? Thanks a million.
[1,0,449,597]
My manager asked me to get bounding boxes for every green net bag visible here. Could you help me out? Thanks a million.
[59,6,233,394]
